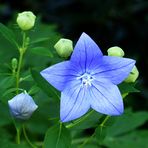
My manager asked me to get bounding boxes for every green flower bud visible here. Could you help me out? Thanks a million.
[124,66,139,83]
[24,37,30,47]
[54,38,73,58]
[11,58,18,70]
[107,46,125,57]
[16,11,36,30]
[122,93,129,99]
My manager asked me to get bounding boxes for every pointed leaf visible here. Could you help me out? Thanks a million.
[104,130,148,148]
[30,47,53,57]
[94,126,107,145]
[30,37,50,44]
[118,82,139,94]
[2,88,18,97]
[0,23,18,48]
[28,85,40,95]
[66,110,102,130]
[106,111,148,137]
[31,69,60,100]
[0,76,15,89]
[44,123,71,148]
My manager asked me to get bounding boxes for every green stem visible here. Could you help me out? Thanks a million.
[78,132,95,148]
[66,110,94,129]
[100,115,110,127]
[72,137,96,145]
[16,51,23,94]
[12,117,21,145]
[14,31,27,144]
[56,122,62,148]
[22,124,37,148]
[16,31,26,94]
[79,115,110,147]
[22,31,26,49]
[16,128,21,144]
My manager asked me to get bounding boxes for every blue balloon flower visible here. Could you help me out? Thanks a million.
[41,33,135,122]
[8,93,38,120]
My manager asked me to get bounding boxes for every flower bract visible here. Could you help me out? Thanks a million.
[41,32,135,122]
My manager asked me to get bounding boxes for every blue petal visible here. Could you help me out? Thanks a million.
[60,80,90,122]
[8,93,25,115]
[20,94,38,113]
[40,61,79,91]
[91,56,135,85]
[70,32,103,73]
[90,79,123,115]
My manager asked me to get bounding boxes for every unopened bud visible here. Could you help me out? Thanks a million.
[124,66,139,83]
[24,37,30,48]
[11,58,18,70]
[25,37,30,46]
[16,11,36,30]
[107,46,125,57]
[54,38,73,58]
[8,93,38,120]
[122,93,129,98]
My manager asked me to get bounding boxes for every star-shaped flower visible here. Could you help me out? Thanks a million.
[41,33,135,122]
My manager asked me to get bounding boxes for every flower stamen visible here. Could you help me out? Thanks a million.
[77,73,93,87]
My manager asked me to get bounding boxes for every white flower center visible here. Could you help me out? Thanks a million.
[77,73,93,87]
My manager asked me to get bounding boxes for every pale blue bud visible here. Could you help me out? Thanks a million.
[8,93,38,120]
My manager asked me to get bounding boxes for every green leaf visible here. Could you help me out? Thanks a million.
[94,126,107,145]
[118,82,139,94]
[71,143,101,148]
[30,37,50,44]
[0,128,29,148]
[104,130,148,148]
[44,123,71,148]
[106,111,148,137]
[0,102,12,126]
[30,47,53,57]
[66,110,102,130]
[0,23,18,48]
[0,138,28,148]
[31,69,60,100]
[28,85,40,95]
[0,76,15,89]
[27,100,59,135]
[2,88,18,97]
[0,76,15,100]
